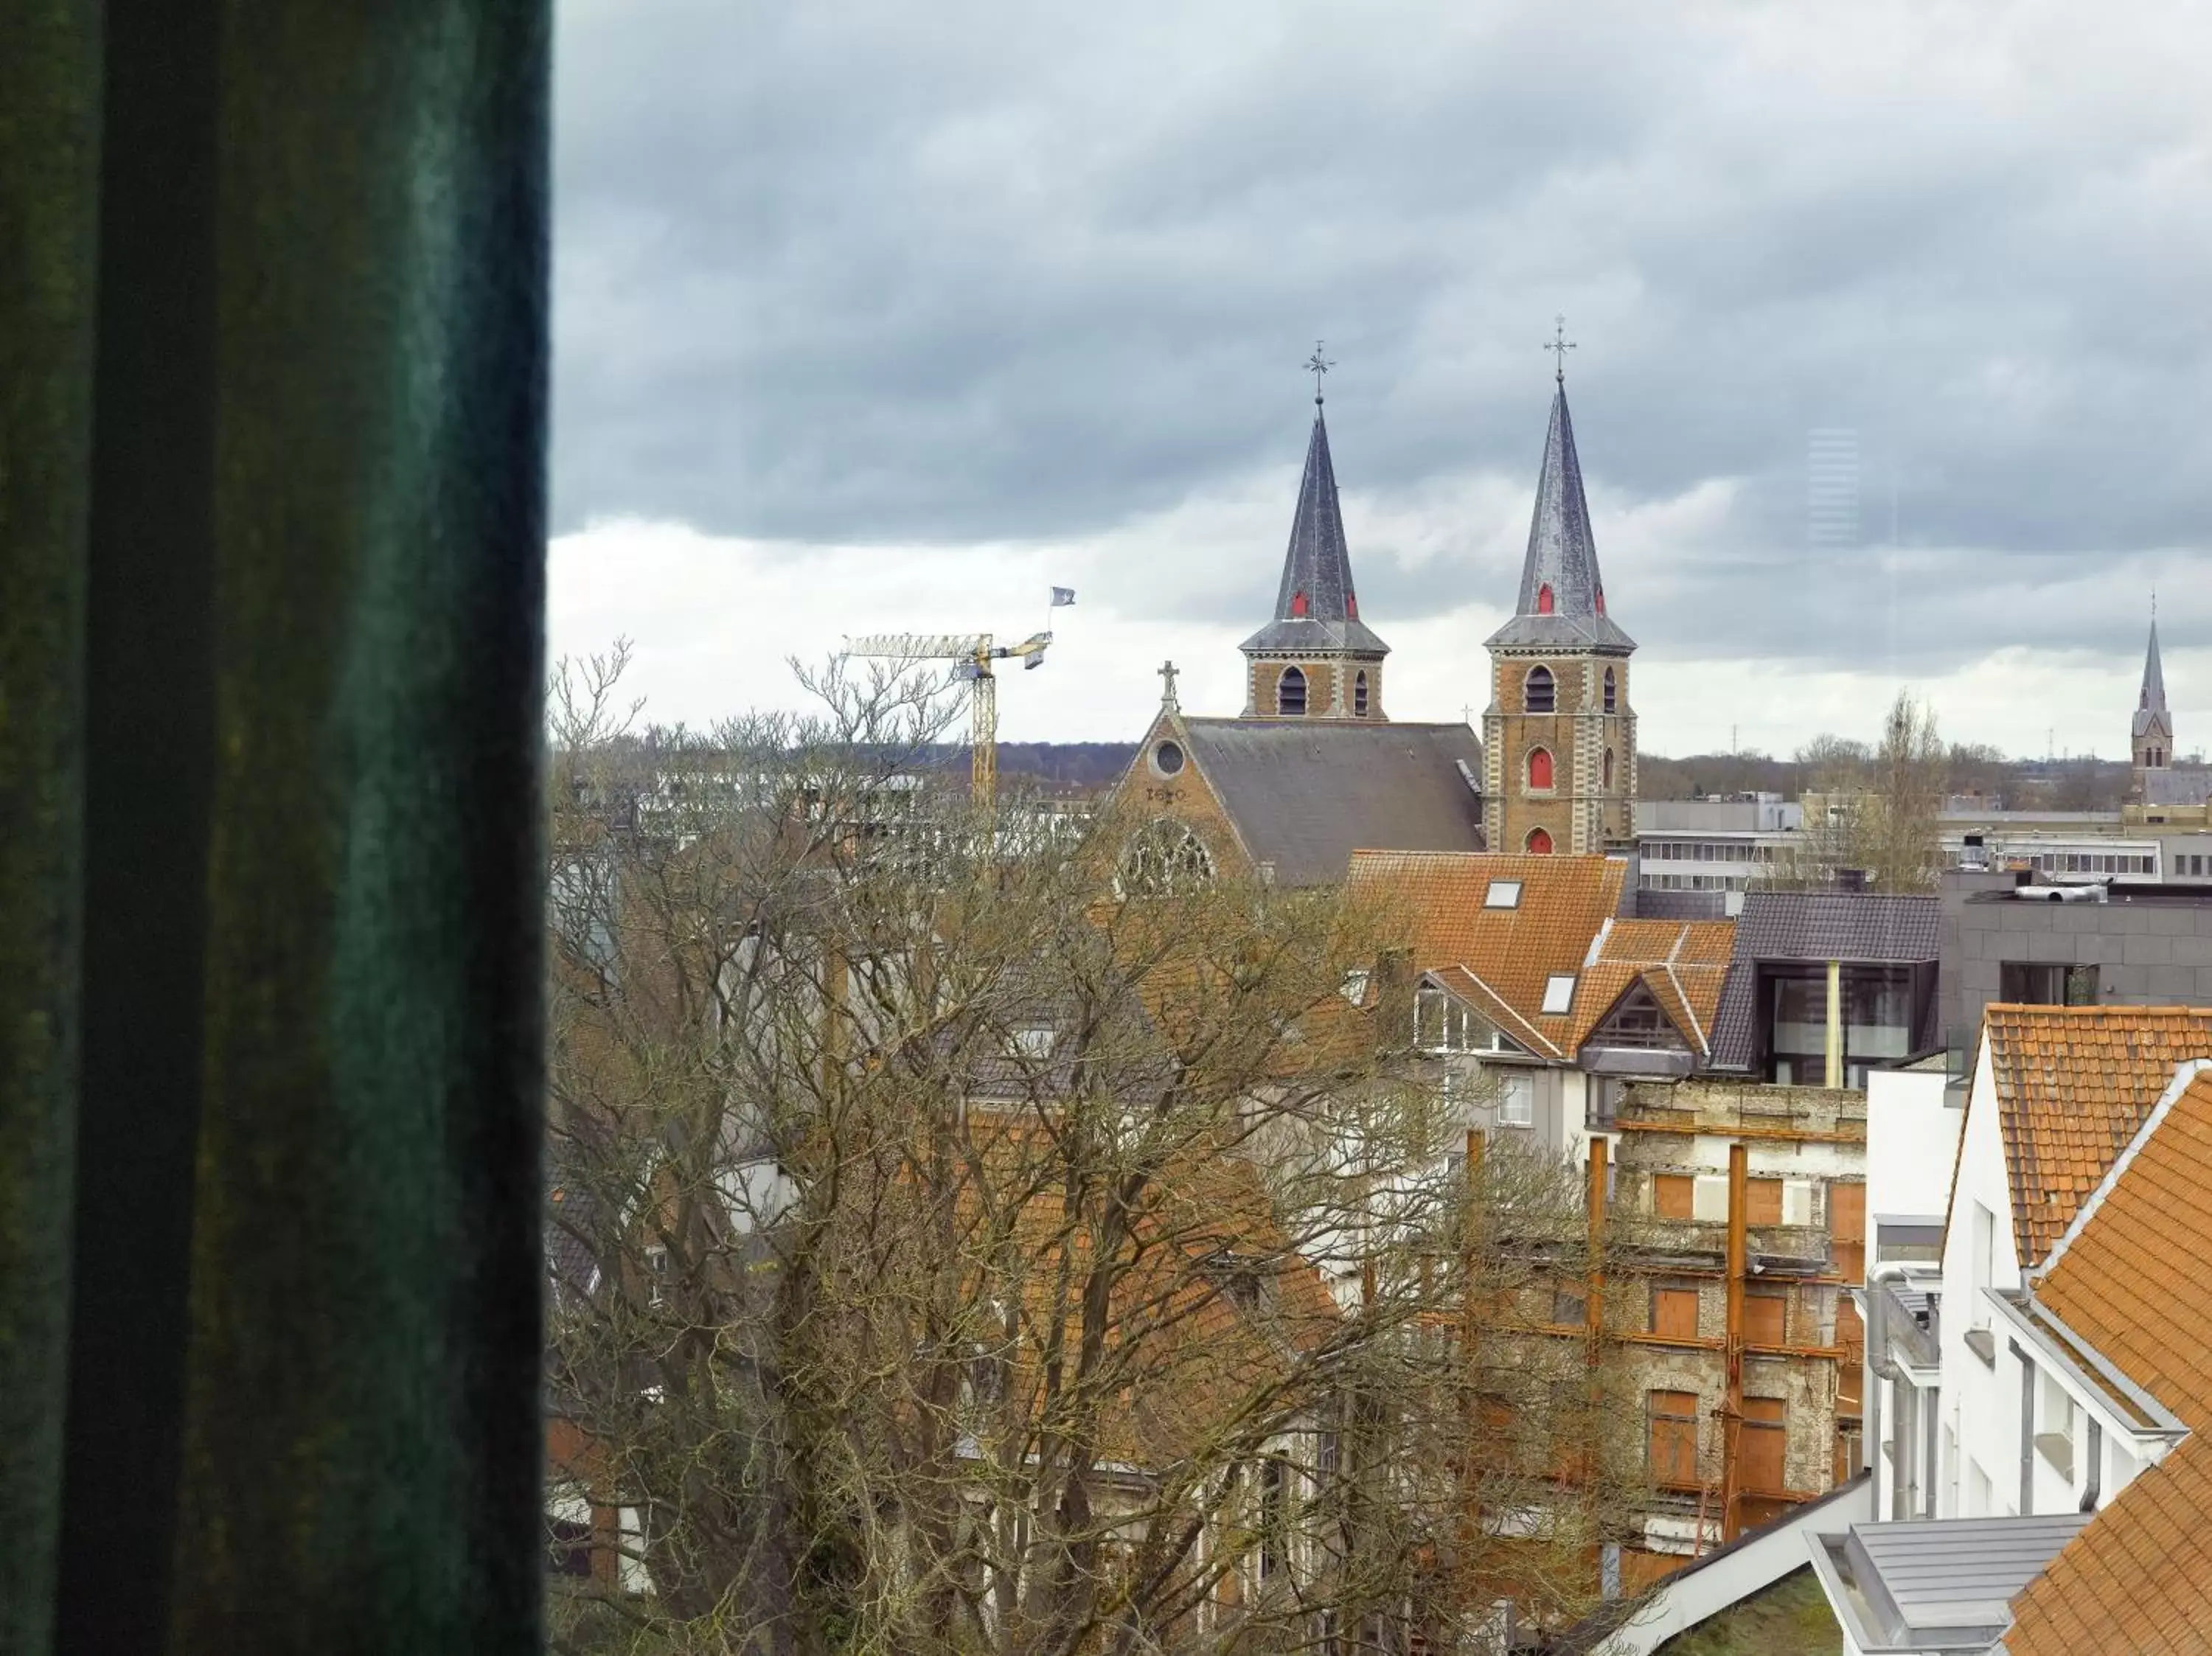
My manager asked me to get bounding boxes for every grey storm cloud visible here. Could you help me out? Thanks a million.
[552,0,2212,676]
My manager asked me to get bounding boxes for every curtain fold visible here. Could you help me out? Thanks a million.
[0,8,100,1653]
[2,4,552,1648]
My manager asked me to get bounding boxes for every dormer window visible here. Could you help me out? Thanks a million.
[1537,582,1555,615]
[1346,594,1359,619]
[1542,974,1576,1015]
[1596,585,1606,616]
[1290,589,1309,618]
[1524,666,1555,714]
[1007,1027,1057,1060]
[1277,665,1307,716]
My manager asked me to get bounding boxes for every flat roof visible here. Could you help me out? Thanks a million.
[1812,1514,2090,1652]
[1966,882,2212,905]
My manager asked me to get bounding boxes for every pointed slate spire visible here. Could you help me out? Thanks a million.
[1241,407,1389,657]
[2135,616,2171,739]
[1485,384,1635,652]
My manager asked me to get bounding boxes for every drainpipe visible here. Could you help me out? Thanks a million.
[2013,1340,2035,1517]
[1924,1376,1941,1519]
[1722,1142,1747,1542]
[2079,1416,2101,1513]
[1823,960,1844,1089]
[1863,1262,1919,1522]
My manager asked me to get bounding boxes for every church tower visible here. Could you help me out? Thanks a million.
[1482,362,1636,855]
[1239,358,1389,720]
[2133,612,2172,782]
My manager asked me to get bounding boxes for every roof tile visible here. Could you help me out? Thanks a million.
[2007,1068,2212,1655]
[1982,1005,2212,1266]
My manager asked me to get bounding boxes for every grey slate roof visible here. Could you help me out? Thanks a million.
[2135,619,2170,740]
[2142,768,2212,806]
[1815,1514,2088,1652]
[1709,888,1941,1071]
[1180,718,1484,886]
[1241,409,1390,657]
[1486,385,1636,653]
[1627,887,1729,921]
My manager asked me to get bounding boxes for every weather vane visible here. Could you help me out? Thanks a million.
[1543,314,1576,384]
[1304,340,1335,406]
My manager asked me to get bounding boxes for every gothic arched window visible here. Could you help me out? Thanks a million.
[1604,666,1617,713]
[1116,819,1217,898]
[1604,748,1615,790]
[1526,828,1554,855]
[1277,665,1307,717]
[1527,748,1554,790]
[1537,582,1555,615]
[1354,669,1370,717]
[1524,666,1555,714]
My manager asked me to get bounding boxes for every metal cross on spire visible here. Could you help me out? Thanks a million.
[1543,315,1576,384]
[1304,340,1335,406]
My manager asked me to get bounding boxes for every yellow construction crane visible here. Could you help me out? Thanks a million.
[842,630,1054,808]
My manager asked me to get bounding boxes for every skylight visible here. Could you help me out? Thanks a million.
[1542,974,1576,1015]
[1484,880,1523,910]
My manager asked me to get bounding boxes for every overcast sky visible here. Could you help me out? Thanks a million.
[549,0,2211,759]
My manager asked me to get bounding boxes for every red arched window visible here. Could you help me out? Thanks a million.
[1537,582,1555,615]
[1603,748,1615,790]
[1527,747,1554,790]
[1526,828,1554,855]
[1290,589,1309,618]
[1346,593,1359,619]
[1595,585,1606,616]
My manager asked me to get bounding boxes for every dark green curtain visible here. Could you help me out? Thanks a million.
[1,3,551,1649]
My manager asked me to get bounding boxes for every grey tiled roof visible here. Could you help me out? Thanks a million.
[1709,889,1941,1070]
[1180,718,1484,886]
[1485,386,1635,653]
[1240,409,1390,658]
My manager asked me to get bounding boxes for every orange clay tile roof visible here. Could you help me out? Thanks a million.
[1979,1005,2212,1267]
[1566,918,1736,1060]
[1346,852,1626,1058]
[2006,1069,2212,1656]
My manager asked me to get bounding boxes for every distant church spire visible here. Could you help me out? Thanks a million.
[2133,606,2173,776]
[2140,613,2168,720]
[1484,375,1635,652]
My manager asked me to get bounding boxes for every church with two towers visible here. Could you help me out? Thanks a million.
[1111,354,1640,888]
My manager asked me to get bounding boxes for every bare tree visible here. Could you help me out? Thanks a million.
[1767,692,1946,894]
[541,651,1655,1656]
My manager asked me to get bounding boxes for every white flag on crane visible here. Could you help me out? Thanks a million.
[1051,587,1076,606]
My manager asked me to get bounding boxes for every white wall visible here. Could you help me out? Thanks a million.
[1937,1032,2025,1518]
[1865,1067,1959,1227]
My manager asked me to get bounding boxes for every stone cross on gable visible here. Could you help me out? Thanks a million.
[1158,659,1180,712]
